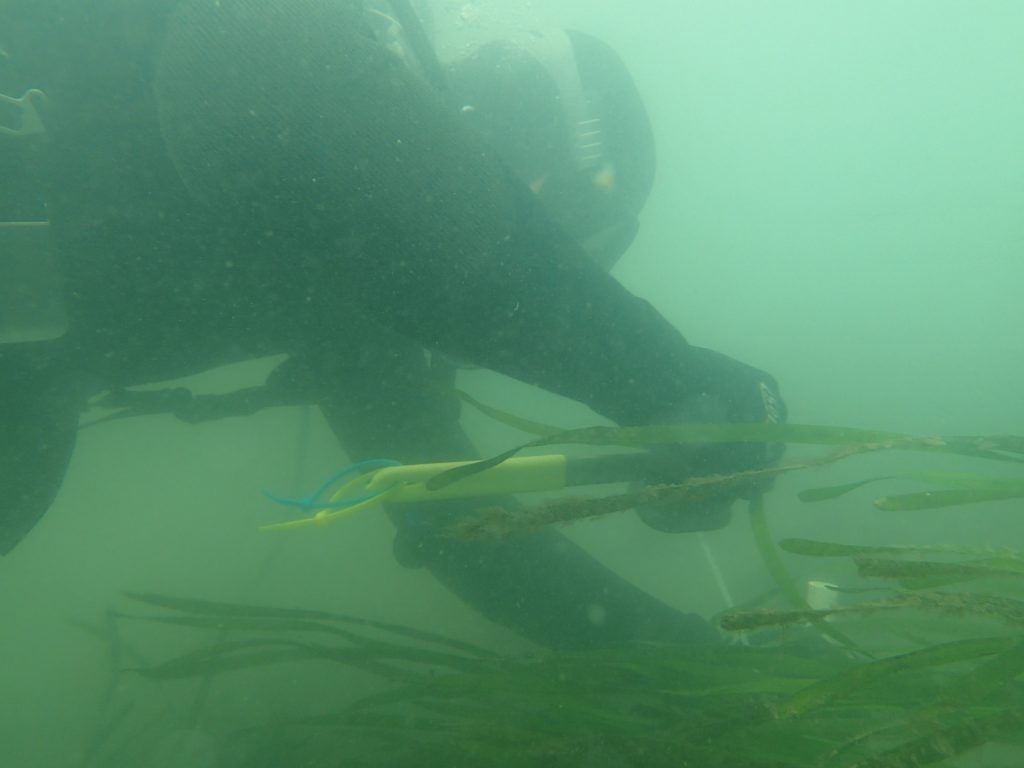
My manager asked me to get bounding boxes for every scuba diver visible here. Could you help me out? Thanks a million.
[0,0,785,649]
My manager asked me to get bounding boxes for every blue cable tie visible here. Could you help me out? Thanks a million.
[264,458,402,511]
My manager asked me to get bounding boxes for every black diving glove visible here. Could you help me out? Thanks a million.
[636,346,786,533]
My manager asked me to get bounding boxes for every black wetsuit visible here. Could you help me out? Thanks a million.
[0,0,778,648]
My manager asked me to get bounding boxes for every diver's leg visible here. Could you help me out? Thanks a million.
[303,336,719,649]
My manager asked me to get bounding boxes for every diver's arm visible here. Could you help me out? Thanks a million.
[303,339,718,648]
[359,184,705,428]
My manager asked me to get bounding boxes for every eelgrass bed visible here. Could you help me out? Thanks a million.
[77,419,1024,767]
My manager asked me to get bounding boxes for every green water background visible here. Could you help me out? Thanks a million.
[2,1,1023,765]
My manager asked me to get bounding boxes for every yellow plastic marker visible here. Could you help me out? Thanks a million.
[261,454,569,532]
[364,454,569,503]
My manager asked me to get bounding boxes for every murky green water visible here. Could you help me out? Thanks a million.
[1,1,1022,765]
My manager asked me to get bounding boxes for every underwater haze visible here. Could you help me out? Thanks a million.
[2,1,1023,766]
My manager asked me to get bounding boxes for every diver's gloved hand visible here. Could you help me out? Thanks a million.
[637,347,786,533]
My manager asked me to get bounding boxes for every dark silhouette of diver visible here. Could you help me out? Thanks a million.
[0,0,784,648]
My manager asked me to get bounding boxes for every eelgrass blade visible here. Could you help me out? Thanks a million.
[748,495,808,612]
[875,485,1024,511]
[115,612,376,645]
[429,422,1024,491]
[884,590,1024,626]
[797,471,1024,504]
[854,557,1024,588]
[132,636,482,682]
[450,449,865,540]
[449,467,767,539]
[798,478,892,502]
[453,389,565,437]
[724,591,1024,634]
[427,423,907,490]
[982,435,1024,454]
[845,706,1024,768]
[918,639,1024,716]
[123,592,497,658]
[775,636,1018,719]
[132,639,324,680]
[778,538,1023,560]
[748,495,867,657]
